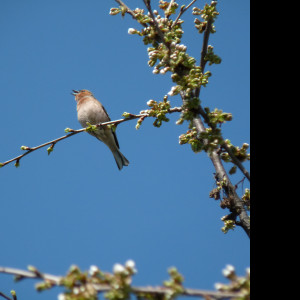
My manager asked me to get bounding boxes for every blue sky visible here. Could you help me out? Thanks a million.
[0,1,250,299]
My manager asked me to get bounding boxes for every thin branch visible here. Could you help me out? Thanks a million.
[197,106,250,182]
[166,0,176,15]
[0,292,12,300]
[179,12,250,236]
[114,0,136,22]
[0,107,182,168]
[0,266,244,299]
[0,267,62,284]
[221,143,250,181]
[194,17,213,99]
[131,286,242,299]
[172,0,198,28]
[114,0,148,28]
[192,115,250,237]
[190,13,250,182]
[143,0,170,49]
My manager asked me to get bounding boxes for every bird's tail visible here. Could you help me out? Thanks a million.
[112,149,129,170]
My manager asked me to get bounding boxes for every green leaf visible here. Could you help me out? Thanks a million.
[47,146,54,155]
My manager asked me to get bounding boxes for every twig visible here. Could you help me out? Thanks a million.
[222,143,250,181]
[172,0,198,27]
[0,107,182,168]
[131,286,242,299]
[143,0,170,49]
[194,17,213,99]
[114,0,148,28]
[0,267,62,284]
[114,0,136,21]
[197,106,250,182]
[166,0,176,16]
[235,177,245,189]
[0,266,244,299]
[0,292,12,300]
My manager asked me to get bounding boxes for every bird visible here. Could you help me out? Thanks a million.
[72,89,129,170]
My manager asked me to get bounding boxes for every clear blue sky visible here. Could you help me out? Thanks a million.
[0,1,250,299]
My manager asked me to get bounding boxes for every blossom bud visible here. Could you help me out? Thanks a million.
[128,28,137,34]
[89,265,99,276]
[113,263,125,274]
[222,264,235,278]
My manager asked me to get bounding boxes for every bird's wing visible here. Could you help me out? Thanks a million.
[100,103,120,149]
[112,130,120,149]
[100,103,111,121]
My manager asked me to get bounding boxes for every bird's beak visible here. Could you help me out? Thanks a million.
[71,89,79,96]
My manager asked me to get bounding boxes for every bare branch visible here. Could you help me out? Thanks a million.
[0,107,182,168]
[0,292,13,300]
[132,286,243,299]
[194,17,213,99]
[0,266,62,284]
[221,143,250,181]
[114,0,137,21]
[113,0,148,28]
[166,0,176,15]
[172,0,198,28]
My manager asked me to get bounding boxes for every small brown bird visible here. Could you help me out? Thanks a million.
[72,89,129,170]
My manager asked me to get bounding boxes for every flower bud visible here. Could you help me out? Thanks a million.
[125,259,137,274]
[128,28,138,34]
[109,8,120,15]
[222,264,235,278]
[89,265,99,276]
[122,112,131,118]
[113,263,125,274]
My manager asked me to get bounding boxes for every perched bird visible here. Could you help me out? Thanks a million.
[72,89,129,170]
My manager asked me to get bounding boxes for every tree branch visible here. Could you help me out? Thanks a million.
[111,0,250,236]
[113,0,141,24]
[0,266,244,299]
[194,17,213,99]
[192,117,250,237]
[182,13,250,236]
[0,292,13,300]
[143,0,170,49]
[172,0,198,28]
[0,266,62,284]
[0,107,182,168]
[192,15,250,181]
[197,106,250,182]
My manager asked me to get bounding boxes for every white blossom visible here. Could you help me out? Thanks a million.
[128,28,137,34]
[147,100,155,106]
[160,67,169,74]
[113,263,125,274]
[57,294,66,300]
[168,86,178,96]
[125,259,135,268]
[222,264,235,277]
[214,283,224,291]
[89,265,99,276]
